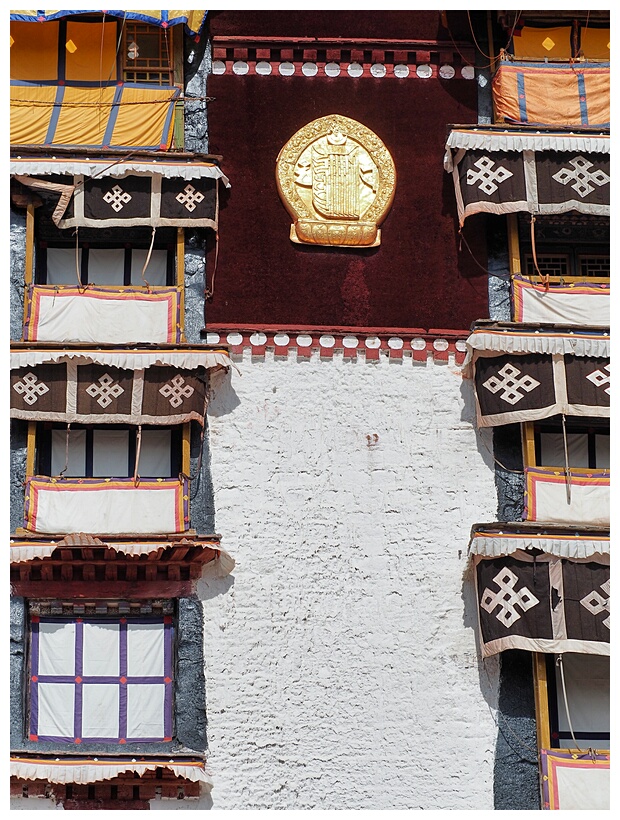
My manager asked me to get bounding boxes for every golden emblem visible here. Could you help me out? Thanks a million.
[276,115,396,248]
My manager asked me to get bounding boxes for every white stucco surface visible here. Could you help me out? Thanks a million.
[198,349,501,810]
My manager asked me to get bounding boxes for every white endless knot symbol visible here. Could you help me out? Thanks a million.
[176,184,205,213]
[159,375,195,408]
[482,363,541,405]
[551,156,610,199]
[466,156,513,195]
[586,364,610,395]
[580,579,610,629]
[13,372,50,406]
[103,184,132,212]
[85,374,125,408]
[481,568,540,628]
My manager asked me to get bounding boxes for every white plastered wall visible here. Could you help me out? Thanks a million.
[198,348,501,810]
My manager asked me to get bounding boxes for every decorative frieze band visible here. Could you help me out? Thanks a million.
[210,47,475,80]
[202,328,468,364]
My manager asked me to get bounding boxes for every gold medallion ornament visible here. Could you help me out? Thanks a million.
[276,115,396,248]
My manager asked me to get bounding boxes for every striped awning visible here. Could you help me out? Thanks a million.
[10,83,179,150]
[9,11,208,35]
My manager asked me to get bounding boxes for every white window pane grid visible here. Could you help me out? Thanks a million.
[31,618,172,743]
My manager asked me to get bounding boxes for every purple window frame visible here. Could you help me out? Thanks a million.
[29,615,174,744]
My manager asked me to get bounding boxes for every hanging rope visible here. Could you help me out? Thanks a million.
[140,228,156,291]
[561,414,572,505]
[556,655,582,751]
[58,424,71,477]
[74,228,85,291]
[205,232,220,300]
[133,424,142,485]
[530,215,550,291]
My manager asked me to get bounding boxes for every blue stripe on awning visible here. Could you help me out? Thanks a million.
[9,10,208,36]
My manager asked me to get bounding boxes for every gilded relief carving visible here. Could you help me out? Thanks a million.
[276,115,396,248]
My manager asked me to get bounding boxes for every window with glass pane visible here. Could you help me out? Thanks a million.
[122,23,173,85]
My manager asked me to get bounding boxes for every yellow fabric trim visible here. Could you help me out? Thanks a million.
[10,85,56,144]
[10,20,59,80]
[512,26,572,61]
[65,21,118,82]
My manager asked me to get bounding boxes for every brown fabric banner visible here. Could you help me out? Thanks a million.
[475,554,609,656]
[10,362,208,425]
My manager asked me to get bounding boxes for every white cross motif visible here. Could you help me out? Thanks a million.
[85,374,125,408]
[551,156,610,199]
[586,364,610,395]
[482,363,541,405]
[159,375,195,408]
[13,372,50,406]
[176,184,205,213]
[481,568,540,628]
[466,156,514,195]
[103,184,133,212]
[580,580,610,629]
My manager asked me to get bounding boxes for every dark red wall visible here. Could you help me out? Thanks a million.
[205,11,488,331]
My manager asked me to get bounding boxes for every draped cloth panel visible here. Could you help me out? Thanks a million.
[447,144,610,226]
[492,61,610,127]
[24,477,188,535]
[10,84,179,150]
[471,351,610,427]
[512,277,610,326]
[14,170,220,229]
[9,11,208,35]
[469,531,609,560]
[10,757,211,785]
[524,468,609,526]
[540,750,610,810]
[25,287,181,345]
[474,553,609,657]
[29,617,173,743]
[11,361,208,426]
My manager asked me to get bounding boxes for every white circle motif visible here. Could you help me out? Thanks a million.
[416,64,433,78]
[439,64,455,79]
[232,61,249,75]
[394,64,410,78]
[348,63,363,77]
[370,63,386,77]
[256,61,272,75]
[302,62,318,76]
[279,61,295,76]
[325,62,341,77]
[211,60,226,75]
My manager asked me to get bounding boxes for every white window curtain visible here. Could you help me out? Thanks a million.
[540,433,589,469]
[138,429,171,477]
[130,249,167,286]
[87,248,125,285]
[51,429,86,476]
[595,435,610,469]
[92,430,129,476]
[46,247,77,285]
[555,653,610,743]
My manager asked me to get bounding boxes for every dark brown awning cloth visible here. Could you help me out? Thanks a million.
[444,129,610,226]
[11,158,230,228]
[474,552,609,657]
[10,348,233,426]
[464,327,610,427]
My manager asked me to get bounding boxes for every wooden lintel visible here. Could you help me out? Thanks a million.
[11,580,195,599]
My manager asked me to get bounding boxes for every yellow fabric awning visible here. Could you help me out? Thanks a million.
[493,60,610,127]
[10,83,179,149]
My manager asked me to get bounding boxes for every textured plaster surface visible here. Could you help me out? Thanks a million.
[198,351,501,810]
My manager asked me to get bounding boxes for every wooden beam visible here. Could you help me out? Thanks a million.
[533,652,551,749]
[522,422,537,469]
[23,201,36,330]
[11,580,195,599]
[26,422,37,478]
[507,214,521,277]
[182,423,191,477]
